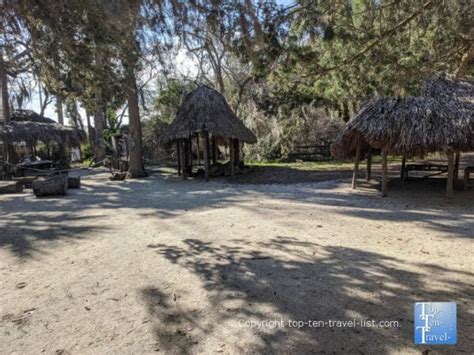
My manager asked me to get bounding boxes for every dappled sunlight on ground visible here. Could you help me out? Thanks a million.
[0,165,472,353]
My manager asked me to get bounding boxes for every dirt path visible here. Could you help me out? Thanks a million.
[0,168,473,354]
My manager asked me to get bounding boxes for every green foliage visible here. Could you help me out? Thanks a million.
[80,142,94,163]
[103,108,124,154]
[154,79,195,124]
[271,0,473,105]
[6,0,473,164]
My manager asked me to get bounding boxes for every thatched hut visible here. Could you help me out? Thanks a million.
[160,86,257,180]
[0,110,85,161]
[331,74,473,197]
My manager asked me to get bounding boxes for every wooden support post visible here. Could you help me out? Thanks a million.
[233,139,240,167]
[454,152,460,180]
[196,134,201,165]
[184,139,190,174]
[176,140,181,176]
[351,139,361,189]
[211,136,217,165]
[181,139,187,180]
[230,138,235,179]
[447,151,454,198]
[381,149,388,197]
[400,155,406,183]
[366,148,372,181]
[188,138,193,172]
[203,132,210,181]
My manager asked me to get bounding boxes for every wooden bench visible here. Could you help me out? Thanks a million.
[464,166,474,190]
[403,163,448,180]
[287,145,332,162]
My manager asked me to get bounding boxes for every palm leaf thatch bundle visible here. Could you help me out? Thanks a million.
[160,86,257,144]
[0,110,85,147]
[331,74,474,160]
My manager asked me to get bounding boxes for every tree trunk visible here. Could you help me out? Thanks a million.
[126,71,146,178]
[56,95,67,166]
[1,45,13,164]
[0,48,9,124]
[32,175,68,197]
[56,95,64,125]
[85,110,95,153]
[93,105,106,162]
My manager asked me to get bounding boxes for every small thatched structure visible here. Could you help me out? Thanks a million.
[160,86,257,144]
[330,73,474,197]
[160,86,257,181]
[11,110,56,124]
[331,96,474,159]
[0,110,85,147]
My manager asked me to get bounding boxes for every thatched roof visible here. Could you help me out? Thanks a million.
[0,110,85,146]
[421,72,472,103]
[331,74,474,159]
[11,109,56,124]
[160,86,257,144]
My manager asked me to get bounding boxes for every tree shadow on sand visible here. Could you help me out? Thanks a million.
[1,166,472,260]
[141,236,473,354]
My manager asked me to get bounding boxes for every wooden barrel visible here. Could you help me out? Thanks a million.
[0,181,24,194]
[67,176,81,188]
[32,175,68,197]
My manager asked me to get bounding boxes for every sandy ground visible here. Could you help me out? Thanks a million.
[0,165,473,354]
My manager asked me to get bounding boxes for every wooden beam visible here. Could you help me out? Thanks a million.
[203,132,210,181]
[351,138,361,189]
[381,149,388,197]
[176,139,181,176]
[230,138,235,179]
[400,155,406,183]
[366,148,372,181]
[447,151,454,198]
